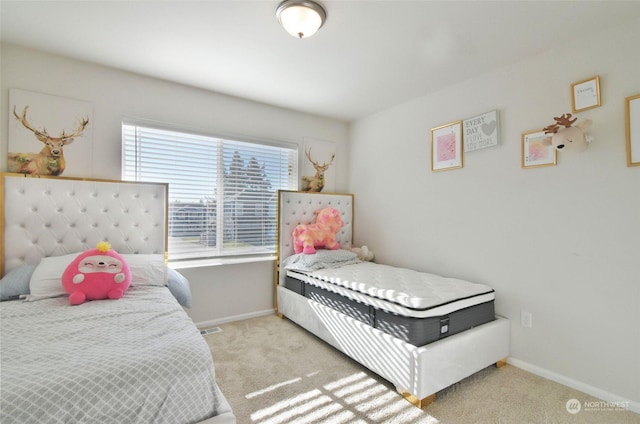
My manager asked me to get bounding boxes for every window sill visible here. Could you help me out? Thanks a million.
[169,255,276,270]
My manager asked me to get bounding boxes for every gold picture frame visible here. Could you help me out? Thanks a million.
[431,120,463,172]
[571,75,601,113]
[626,93,640,167]
[522,129,556,169]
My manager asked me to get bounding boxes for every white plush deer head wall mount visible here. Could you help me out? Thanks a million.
[543,113,593,153]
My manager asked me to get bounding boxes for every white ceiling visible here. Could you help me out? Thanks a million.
[2,1,639,122]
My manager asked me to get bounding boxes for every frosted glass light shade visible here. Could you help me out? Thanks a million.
[276,0,326,39]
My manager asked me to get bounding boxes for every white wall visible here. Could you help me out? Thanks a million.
[349,18,640,408]
[0,43,350,326]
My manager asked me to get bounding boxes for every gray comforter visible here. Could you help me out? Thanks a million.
[0,286,230,424]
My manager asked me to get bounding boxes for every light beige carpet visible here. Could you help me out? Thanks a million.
[205,315,639,424]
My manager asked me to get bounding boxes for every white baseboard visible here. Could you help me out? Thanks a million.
[196,308,275,329]
[508,357,640,414]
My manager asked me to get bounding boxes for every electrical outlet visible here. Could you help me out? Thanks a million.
[521,311,533,328]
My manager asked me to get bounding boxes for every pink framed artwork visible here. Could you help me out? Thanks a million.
[431,120,463,172]
[522,129,556,169]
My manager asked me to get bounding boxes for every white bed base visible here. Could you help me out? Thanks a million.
[1,173,236,423]
[276,190,510,407]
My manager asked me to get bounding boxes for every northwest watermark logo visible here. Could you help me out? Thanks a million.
[566,398,630,414]
[566,399,581,414]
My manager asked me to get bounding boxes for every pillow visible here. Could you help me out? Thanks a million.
[1,265,36,301]
[26,253,168,302]
[26,254,77,301]
[282,249,360,272]
[123,254,167,287]
[167,267,193,308]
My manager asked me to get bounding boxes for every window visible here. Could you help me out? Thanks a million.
[122,122,298,262]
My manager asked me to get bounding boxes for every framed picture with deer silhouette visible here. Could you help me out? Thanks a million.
[521,129,556,169]
[8,88,93,177]
[431,120,463,172]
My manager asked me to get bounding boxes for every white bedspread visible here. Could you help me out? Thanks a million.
[0,286,231,424]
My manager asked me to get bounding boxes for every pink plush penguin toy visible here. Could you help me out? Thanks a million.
[293,207,344,254]
[62,241,131,305]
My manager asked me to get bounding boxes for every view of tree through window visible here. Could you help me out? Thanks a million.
[122,123,298,261]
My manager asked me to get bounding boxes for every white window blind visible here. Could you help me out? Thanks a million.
[122,122,298,262]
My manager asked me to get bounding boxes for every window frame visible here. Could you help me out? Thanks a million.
[121,118,298,263]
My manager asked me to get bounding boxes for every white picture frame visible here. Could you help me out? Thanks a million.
[463,109,500,152]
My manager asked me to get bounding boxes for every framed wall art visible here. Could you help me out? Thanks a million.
[571,75,601,112]
[522,129,556,169]
[626,93,640,167]
[301,137,336,192]
[8,88,93,177]
[431,120,463,172]
[463,109,500,152]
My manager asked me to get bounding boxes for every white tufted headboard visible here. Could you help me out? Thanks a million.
[276,190,354,285]
[1,173,168,276]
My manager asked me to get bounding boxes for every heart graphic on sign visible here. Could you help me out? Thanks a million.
[481,120,497,136]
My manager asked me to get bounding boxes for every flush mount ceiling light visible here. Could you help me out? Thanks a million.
[276,0,326,39]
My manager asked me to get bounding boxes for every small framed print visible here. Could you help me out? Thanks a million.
[431,120,463,172]
[463,109,500,152]
[571,75,601,112]
[522,129,556,169]
[626,93,640,167]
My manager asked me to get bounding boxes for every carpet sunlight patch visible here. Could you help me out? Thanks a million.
[247,370,441,424]
[251,389,333,423]
[246,378,302,399]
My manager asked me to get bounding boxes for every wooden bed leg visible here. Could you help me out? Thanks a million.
[496,358,508,368]
[276,312,284,319]
[400,390,436,409]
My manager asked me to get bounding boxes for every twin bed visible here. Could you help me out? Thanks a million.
[0,173,235,424]
[275,190,510,407]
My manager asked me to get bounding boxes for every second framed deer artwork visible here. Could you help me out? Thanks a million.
[8,88,93,177]
[301,137,336,192]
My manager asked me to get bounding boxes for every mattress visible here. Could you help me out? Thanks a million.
[284,262,495,346]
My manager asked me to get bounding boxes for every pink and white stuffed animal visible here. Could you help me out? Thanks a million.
[61,241,131,305]
[293,207,344,254]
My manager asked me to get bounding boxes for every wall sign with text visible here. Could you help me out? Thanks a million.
[463,109,500,152]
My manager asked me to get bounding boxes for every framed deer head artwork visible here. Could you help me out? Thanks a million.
[301,137,336,192]
[8,88,93,177]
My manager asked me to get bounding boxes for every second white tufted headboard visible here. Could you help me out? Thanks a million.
[1,173,168,275]
[276,190,354,284]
